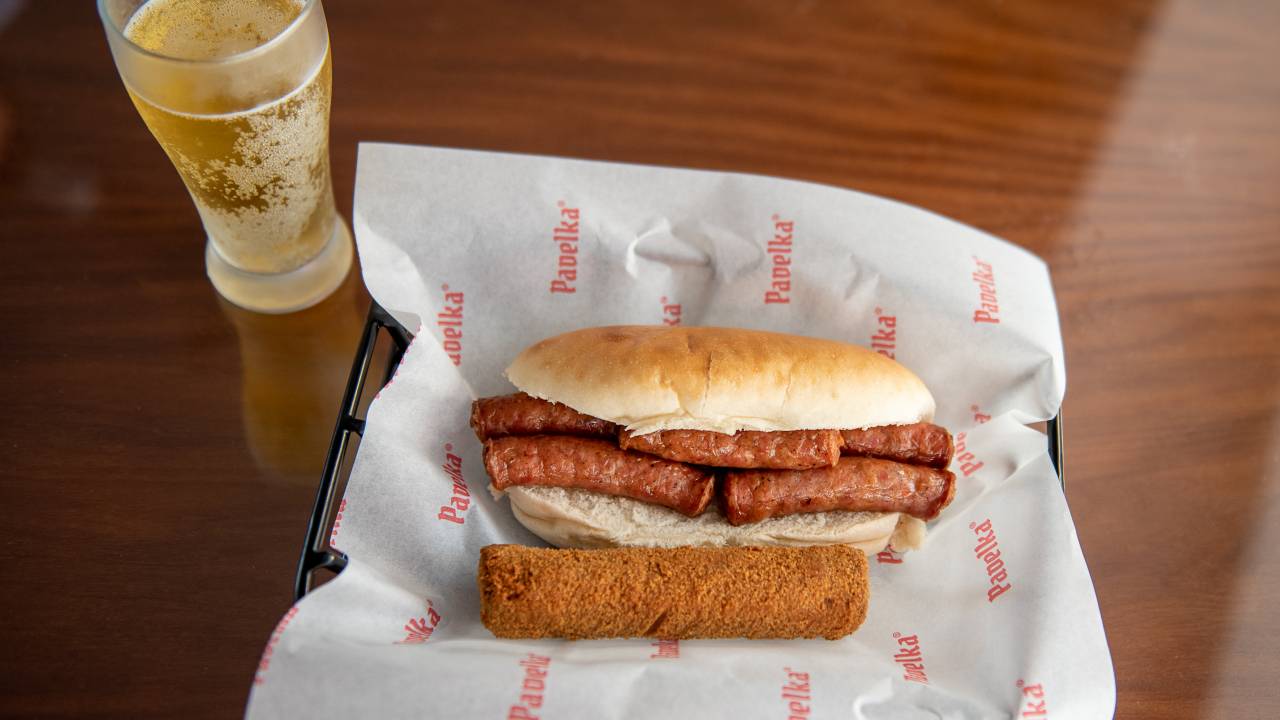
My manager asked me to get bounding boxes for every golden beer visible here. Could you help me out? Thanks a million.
[100,0,351,312]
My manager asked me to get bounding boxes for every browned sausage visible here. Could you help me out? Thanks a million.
[722,457,956,525]
[483,435,715,517]
[840,423,955,469]
[470,393,619,441]
[618,428,842,469]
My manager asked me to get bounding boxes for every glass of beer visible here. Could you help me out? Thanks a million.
[98,0,352,313]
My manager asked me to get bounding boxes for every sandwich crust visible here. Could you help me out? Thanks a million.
[505,326,935,435]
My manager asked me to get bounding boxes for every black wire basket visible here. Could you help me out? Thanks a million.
[295,304,1066,600]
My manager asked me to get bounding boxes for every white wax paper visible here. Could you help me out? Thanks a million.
[246,144,1113,719]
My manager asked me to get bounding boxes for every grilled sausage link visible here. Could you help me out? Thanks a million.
[483,435,715,517]
[840,423,954,469]
[618,428,842,470]
[470,393,619,441]
[722,457,956,525]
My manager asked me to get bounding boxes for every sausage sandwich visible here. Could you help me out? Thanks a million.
[472,325,956,554]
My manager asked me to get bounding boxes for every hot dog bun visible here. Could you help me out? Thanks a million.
[506,325,935,436]
[501,485,926,554]
[496,325,938,551]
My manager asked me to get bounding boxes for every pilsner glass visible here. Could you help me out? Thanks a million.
[98,0,352,313]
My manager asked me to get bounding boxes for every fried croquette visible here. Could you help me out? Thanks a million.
[478,544,869,640]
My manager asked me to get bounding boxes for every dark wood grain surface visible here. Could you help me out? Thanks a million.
[1,1,1277,717]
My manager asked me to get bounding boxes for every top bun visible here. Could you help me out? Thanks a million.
[506,326,935,435]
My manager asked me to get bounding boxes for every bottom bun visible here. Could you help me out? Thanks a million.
[501,485,927,554]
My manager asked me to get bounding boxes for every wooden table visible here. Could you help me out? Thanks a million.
[1,1,1276,717]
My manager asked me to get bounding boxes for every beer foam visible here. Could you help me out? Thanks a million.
[125,0,306,61]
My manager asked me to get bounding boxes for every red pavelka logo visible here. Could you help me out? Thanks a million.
[396,600,442,644]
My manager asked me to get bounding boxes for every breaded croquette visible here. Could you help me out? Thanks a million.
[478,544,869,640]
